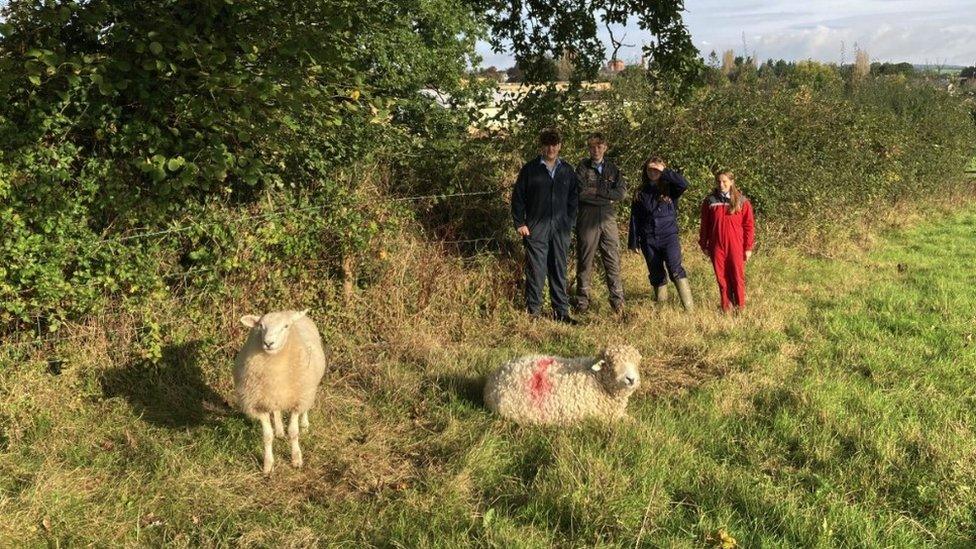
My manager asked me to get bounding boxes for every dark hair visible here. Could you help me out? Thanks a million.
[641,155,672,203]
[586,132,607,145]
[538,128,562,146]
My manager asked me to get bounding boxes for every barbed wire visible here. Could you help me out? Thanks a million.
[97,190,503,245]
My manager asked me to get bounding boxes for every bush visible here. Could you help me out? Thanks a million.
[596,65,976,242]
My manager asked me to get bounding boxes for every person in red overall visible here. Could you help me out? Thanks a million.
[699,170,755,312]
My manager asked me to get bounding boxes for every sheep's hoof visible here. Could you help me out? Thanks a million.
[262,462,274,475]
[291,457,303,468]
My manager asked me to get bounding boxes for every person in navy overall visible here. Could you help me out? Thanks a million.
[511,128,580,324]
[627,156,695,311]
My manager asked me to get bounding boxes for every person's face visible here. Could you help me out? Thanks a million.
[645,163,663,182]
[717,174,733,193]
[541,142,561,162]
[587,140,607,162]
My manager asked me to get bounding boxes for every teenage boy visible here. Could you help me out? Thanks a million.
[574,132,626,314]
[511,128,580,324]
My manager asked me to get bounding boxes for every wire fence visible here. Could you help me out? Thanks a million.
[98,189,502,246]
[4,189,511,351]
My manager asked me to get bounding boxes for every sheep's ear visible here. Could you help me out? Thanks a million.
[240,315,260,328]
[590,359,605,372]
[290,309,309,322]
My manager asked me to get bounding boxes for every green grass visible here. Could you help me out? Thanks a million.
[966,157,976,173]
[4,212,976,546]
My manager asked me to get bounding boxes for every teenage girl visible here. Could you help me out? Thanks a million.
[699,170,755,311]
[628,156,694,310]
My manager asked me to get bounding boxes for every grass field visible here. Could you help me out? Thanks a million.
[3,208,976,546]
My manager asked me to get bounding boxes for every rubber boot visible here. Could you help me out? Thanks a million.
[654,285,669,303]
[675,277,694,311]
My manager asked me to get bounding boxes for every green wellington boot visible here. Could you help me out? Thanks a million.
[675,277,694,311]
[654,285,669,303]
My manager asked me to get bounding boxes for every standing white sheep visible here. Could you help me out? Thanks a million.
[484,344,642,425]
[234,309,326,474]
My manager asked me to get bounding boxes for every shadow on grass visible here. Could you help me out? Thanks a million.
[100,340,234,428]
[433,374,486,409]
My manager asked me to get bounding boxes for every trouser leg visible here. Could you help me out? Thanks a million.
[598,213,624,309]
[642,242,668,288]
[728,248,746,309]
[548,232,570,316]
[574,208,601,309]
[523,236,548,315]
[661,235,688,282]
[711,247,731,311]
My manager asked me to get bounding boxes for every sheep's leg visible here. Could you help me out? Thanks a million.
[272,410,285,438]
[288,412,303,468]
[259,413,275,475]
[300,410,309,431]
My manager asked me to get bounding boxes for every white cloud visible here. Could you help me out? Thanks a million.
[475,0,976,67]
[685,0,976,64]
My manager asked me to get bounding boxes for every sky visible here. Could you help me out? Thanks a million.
[476,0,976,69]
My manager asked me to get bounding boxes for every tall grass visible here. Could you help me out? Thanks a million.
[3,190,976,545]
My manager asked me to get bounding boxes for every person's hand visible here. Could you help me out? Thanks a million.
[745,250,753,262]
[517,225,530,237]
[648,160,666,172]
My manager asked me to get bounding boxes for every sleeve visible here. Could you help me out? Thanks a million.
[576,163,592,197]
[663,169,689,200]
[699,199,711,252]
[742,200,755,252]
[511,166,527,230]
[603,165,627,202]
[628,199,640,250]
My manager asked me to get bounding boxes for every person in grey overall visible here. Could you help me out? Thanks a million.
[573,132,627,315]
[511,128,580,324]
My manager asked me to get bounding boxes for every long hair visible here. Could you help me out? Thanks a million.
[714,169,744,213]
[641,156,671,204]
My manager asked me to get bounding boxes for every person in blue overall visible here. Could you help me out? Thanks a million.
[511,128,580,324]
[627,156,695,311]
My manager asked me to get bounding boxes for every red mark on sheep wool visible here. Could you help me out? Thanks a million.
[528,357,554,407]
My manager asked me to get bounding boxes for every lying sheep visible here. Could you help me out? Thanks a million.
[234,309,326,474]
[484,344,642,425]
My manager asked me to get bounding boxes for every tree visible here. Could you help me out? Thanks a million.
[707,50,719,68]
[871,62,915,76]
[721,49,736,76]
[505,65,524,83]
[475,0,701,88]
[477,66,507,83]
[961,66,976,79]
[853,48,870,80]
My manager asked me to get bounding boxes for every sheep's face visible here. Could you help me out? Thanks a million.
[240,309,308,355]
[592,344,642,396]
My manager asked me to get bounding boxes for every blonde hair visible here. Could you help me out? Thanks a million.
[714,169,745,213]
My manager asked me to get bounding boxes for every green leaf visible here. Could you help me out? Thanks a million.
[28,75,41,86]
[149,42,163,55]
[166,157,185,171]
